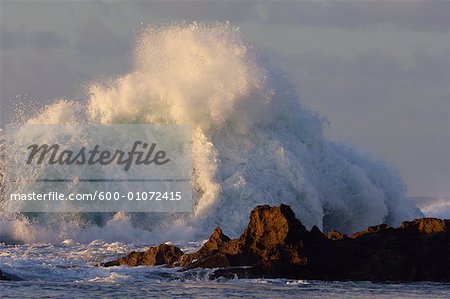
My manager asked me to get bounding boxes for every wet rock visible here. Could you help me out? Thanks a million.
[102,243,183,267]
[326,230,347,240]
[183,205,450,282]
[0,268,23,281]
[102,204,450,282]
[400,218,447,234]
[183,204,311,276]
[179,227,231,266]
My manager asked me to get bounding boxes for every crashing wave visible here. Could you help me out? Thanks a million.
[0,22,420,244]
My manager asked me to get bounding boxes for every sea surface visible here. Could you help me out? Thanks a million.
[1,241,449,298]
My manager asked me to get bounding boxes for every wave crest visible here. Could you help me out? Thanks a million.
[0,22,421,243]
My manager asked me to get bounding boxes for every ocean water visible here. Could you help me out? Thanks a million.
[1,241,449,298]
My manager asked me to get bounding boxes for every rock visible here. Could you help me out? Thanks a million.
[183,204,310,276]
[349,224,390,238]
[326,230,347,240]
[238,204,310,247]
[310,225,326,239]
[182,205,450,282]
[0,268,23,281]
[102,243,183,267]
[400,218,447,234]
[102,204,450,282]
[179,227,230,266]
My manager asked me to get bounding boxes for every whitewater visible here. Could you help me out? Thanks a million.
[0,22,423,245]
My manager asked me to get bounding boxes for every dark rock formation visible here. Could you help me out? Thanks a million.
[0,268,23,281]
[400,218,447,234]
[182,204,311,278]
[101,204,450,282]
[326,230,347,240]
[102,243,183,267]
[179,227,230,267]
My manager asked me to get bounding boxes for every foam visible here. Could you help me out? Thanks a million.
[0,22,421,244]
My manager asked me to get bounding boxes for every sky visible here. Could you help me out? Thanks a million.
[1,0,449,197]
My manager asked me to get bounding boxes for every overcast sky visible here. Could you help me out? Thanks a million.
[1,0,449,197]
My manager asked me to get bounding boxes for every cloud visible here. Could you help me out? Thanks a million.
[132,1,255,23]
[0,27,26,49]
[76,17,131,59]
[1,28,68,50]
[132,1,450,31]
[29,30,68,48]
[1,49,88,106]
[254,1,450,31]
